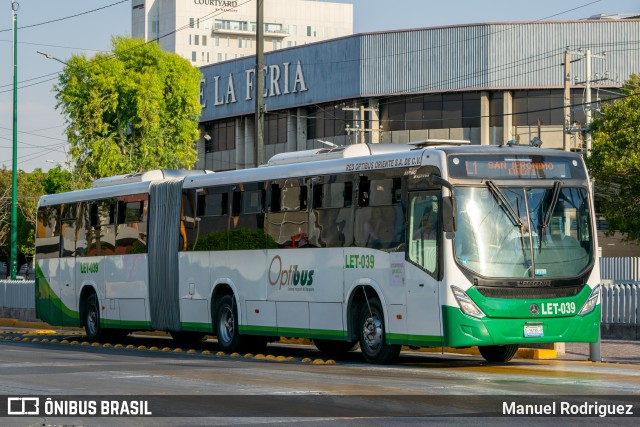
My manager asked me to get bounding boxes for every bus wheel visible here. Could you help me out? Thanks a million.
[314,339,359,357]
[358,298,400,364]
[215,295,245,353]
[479,345,519,363]
[84,294,103,342]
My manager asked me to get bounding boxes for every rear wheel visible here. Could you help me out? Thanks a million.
[479,344,519,363]
[215,295,248,353]
[358,298,400,364]
[84,294,103,342]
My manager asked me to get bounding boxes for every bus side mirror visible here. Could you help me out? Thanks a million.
[442,196,456,233]
[428,174,457,233]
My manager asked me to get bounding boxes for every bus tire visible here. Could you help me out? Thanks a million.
[314,339,359,356]
[84,294,103,342]
[358,298,400,364]
[479,344,519,363]
[215,295,246,353]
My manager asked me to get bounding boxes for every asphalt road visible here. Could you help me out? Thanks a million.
[0,333,639,426]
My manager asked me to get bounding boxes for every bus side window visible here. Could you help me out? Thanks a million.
[311,177,354,248]
[266,179,309,248]
[355,176,405,251]
[35,205,61,259]
[115,197,147,255]
[193,186,231,251]
[230,182,267,250]
[60,203,78,258]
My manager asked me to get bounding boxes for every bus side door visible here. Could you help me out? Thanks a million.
[405,191,442,345]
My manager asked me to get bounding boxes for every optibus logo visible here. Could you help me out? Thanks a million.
[268,255,314,289]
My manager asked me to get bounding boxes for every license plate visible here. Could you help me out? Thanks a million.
[524,324,544,338]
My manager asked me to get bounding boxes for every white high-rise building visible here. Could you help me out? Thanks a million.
[132,0,353,65]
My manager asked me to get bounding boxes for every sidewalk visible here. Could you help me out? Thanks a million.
[559,340,640,364]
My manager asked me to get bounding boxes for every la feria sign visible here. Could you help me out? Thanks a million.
[200,60,308,109]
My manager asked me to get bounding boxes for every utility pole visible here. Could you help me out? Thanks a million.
[343,104,378,144]
[11,1,19,280]
[585,49,592,156]
[563,49,571,151]
[254,0,265,167]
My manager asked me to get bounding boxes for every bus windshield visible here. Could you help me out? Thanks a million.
[454,185,593,279]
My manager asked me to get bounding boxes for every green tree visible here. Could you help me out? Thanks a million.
[587,74,640,242]
[0,166,75,276]
[54,36,202,189]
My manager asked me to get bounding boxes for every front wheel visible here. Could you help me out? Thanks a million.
[479,344,519,363]
[84,294,103,342]
[358,298,400,364]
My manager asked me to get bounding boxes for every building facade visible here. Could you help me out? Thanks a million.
[131,0,353,66]
[193,18,640,171]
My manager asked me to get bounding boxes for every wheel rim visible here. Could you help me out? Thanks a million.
[87,308,98,337]
[219,306,235,344]
[362,312,383,352]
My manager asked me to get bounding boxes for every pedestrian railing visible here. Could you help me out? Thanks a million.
[601,280,639,325]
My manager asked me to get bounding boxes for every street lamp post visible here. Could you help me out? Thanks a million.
[10,0,20,280]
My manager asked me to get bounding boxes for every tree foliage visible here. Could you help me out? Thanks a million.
[0,166,71,275]
[587,74,640,242]
[54,36,202,189]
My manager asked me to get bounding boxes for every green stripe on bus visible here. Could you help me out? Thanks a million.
[101,319,152,329]
[180,322,213,333]
[386,333,443,347]
[239,325,347,340]
[35,264,79,327]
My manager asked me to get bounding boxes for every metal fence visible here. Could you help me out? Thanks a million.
[0,280,35,309]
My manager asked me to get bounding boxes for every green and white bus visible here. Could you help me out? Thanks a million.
[35,142,601,363]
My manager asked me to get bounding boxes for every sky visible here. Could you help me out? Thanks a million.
[0,0,636,171]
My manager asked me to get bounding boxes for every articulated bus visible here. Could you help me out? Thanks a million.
[35,142,601,363]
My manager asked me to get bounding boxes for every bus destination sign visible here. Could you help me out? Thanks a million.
[448,154,585,179]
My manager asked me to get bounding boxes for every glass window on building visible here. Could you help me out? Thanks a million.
[238,37,242,48]
[202,35,207,46]
[307,26,312,36]
[189,34,192,45]
[272,40,277,50]
[217,53,222,62]
[265,113,287,145]
[204,119,236,153]
[189,18,195,29]
[442,93,463,128]
[191,51,196,62]
[490,92,504,127]
[195,35,200,46]
[423,94,443,129]
[215,36,219,47]
[461,93,481,128]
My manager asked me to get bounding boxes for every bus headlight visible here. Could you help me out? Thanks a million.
[578,285,600,316]
[451,286,486,318]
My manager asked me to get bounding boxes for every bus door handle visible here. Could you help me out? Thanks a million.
[419,283,424,288]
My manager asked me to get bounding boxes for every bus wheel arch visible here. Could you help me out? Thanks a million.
[346,284,400,364]
[211,283,246,353]
[79,285,101,342]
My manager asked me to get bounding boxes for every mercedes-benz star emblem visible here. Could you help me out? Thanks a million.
[530,303,540,316]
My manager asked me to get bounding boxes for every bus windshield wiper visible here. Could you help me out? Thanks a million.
[539,181,562,241]
[486,180,524,230]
